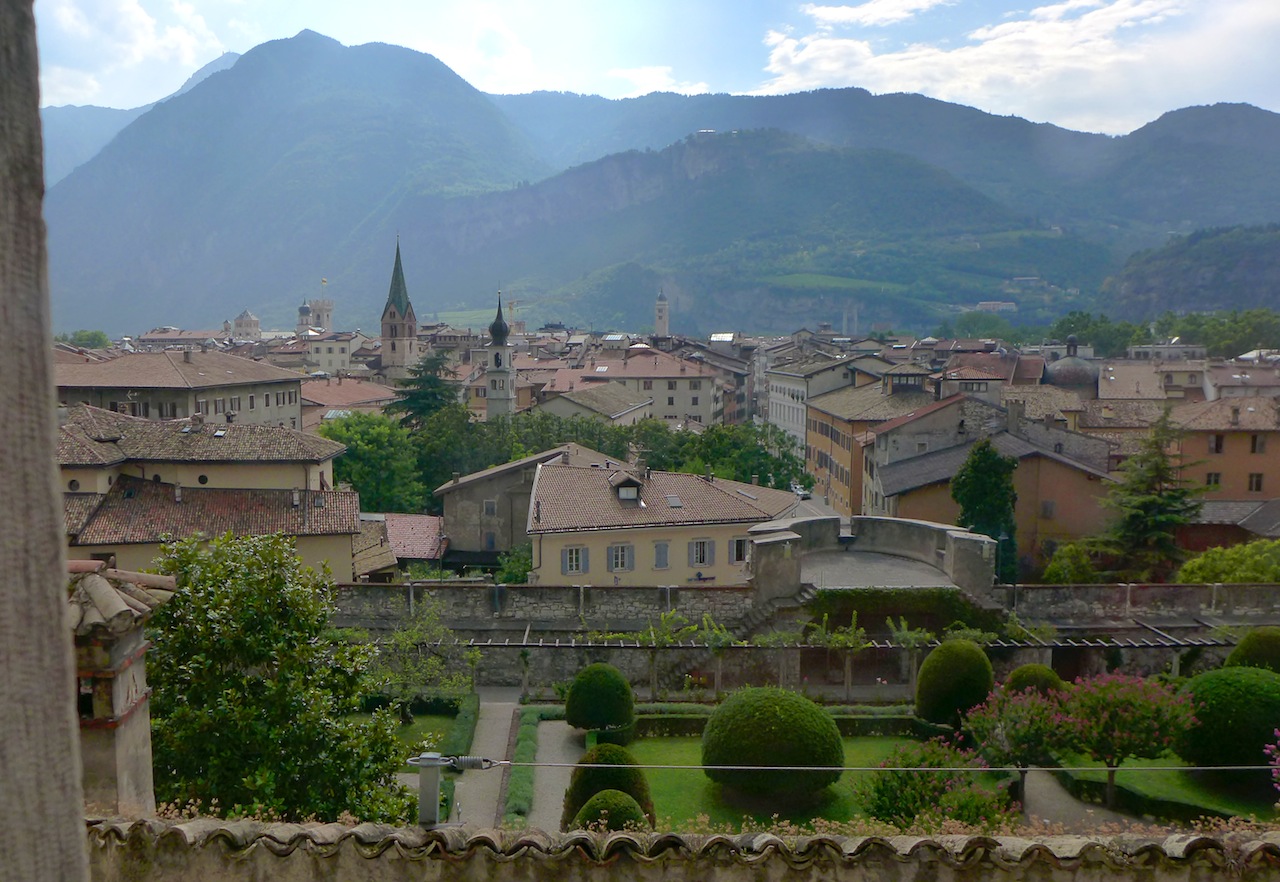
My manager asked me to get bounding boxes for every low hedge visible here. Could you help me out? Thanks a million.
[636,712,951,739]
[438,692,480,758]
[501,705,565,826]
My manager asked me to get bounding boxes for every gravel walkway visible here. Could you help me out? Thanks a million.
[527,720,584,833]
[1022,769,1134,830]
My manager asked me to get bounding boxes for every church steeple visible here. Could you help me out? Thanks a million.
[380,241,417,378]
[486,292,515,420]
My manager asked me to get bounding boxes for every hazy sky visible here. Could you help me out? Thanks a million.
[35,0,1280,134]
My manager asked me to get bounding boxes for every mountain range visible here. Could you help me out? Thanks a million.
[43,30,1280,336]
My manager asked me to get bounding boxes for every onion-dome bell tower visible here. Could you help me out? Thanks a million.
[485,294,515,419]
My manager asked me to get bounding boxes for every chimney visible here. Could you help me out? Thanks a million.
[338,375,343,385]
[173,483,182,503]
[452,471,461,484]
[1043,412,1054,429]
[183,350,192,363]
[326,377,331,386]
[1231,407,1240,426]
[292,488,301,507]
[225,411,235,424]
[751,474,759,485]
[704,464,713,482]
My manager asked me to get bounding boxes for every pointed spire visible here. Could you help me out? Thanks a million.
[385,242,411,316]
[489,292,510,346]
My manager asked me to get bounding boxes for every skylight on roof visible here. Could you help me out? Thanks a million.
[213,429,227,437]
[736,489,758,500]
[595,365,608,372]
[666,495,682,508]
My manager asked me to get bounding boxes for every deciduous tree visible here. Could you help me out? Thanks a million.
[318,411,426,512]
[149,533,412,821]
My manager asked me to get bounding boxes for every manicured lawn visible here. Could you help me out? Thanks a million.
[627,735,910,829]
[1060,753,1278,820]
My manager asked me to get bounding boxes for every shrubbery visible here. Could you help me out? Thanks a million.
[915,639,993,726]
[565,663,634,733]
[571,789,650,831]
[1179,666,1280,767]
[1004,663,1064,695]
[1226,626,1280,673]
[701,687,843,800]
[854,738,1015,831]
[561,743,654,829]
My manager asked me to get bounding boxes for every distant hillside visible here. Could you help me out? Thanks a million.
[42,30,1280,335]
[45,31,549,333]
[1102,224,1280,319]
[40,52,240,186]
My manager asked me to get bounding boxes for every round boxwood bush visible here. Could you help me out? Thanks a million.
[561,743,654,829]
[701,687,843,800]
[565,663,634,732]
[916,639,994,726]
[1226,627,1280,673]
[571,789,650,831]
[1179,665,1280,767]
[1004,663,1064,696]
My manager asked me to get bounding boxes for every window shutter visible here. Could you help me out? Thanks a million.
[561,549,569,575]
[655,543,668,569]
[688,542,697,567]
[581,548,589,574]
[606,548,616,573]
[706,541,715,566]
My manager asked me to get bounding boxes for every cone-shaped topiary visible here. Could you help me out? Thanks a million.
[571,789,650,831]
[1179,665,1280,767]
[916,639,993,726]
[1226,626,1280,673]
[561,743,654,829]
[701,687,843,799]
[565,663,634,732]
[1005,663,1064,695]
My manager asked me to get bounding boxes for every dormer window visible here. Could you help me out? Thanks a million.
[618,486,638,501]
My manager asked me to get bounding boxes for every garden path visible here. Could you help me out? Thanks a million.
[452,687,521,827]
[1023,770,1133,829]
[527,720,584,832]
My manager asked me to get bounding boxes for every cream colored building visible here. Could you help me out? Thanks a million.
[59,405,359,577]
[526,463,797,587]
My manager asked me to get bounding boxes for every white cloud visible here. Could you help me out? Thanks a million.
[40,65,101,105]
[802,0,955,28]
[755,0,1280,133]
[606,66,711,98]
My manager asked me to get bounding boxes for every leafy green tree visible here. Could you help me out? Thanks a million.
[1059,674,1194,808]
[951,438,1018,582]
[495,543,533,584]
[1098,410,1202,581]
[387,351,459,429]
[1041,542,1100,584]
[1177,538,1280,583]
[55,328,111,348]
[369,596,477,725]
[318,411,426,512]
[149,533,411,821]
[964,687,1060,799]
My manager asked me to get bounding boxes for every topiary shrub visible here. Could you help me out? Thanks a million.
[701,687,843,800]
[571,789,650,831]
[565,663,634,733]
[1226,627,1280,673]
[1179,666,1280,767]
[915,639,993,726]
[561,743,654,829]
[1004,663,1064,696]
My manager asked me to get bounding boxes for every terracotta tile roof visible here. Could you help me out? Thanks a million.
[300,378,400,408]
[65,493,106,537]
[85,819,1275,870]
[67,560,175,637]
[1001,385,1086,420]
[1011,355,1047,383]
[945,352,1018,381]
[435,444,622,495]
[1195,499,1266,525]
[352,517,399,575]
[60,405,344,465]
[72,475,359,545]
[882,361,933,376]
[552,383,652,417]
[1077,399,1168,429]
[56,349,302,390]
[1097,362,1167,399]
[807,383,936,422]
[1206,362,1280,389]
[384,513,446,560]
[768,355,849,378]
[529,464,797,534]
[937,366,1005,381]
[1171,397,1280,432]
[869,395,968,436]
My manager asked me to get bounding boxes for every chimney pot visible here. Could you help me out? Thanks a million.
[183,350,192,363]
[292,487,301,507]
[452,471,461,484]
[174,483,182,503]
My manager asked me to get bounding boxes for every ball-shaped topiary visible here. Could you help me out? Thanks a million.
[561,743,655,829]
[701,687,843,800]
[565,663,634,732]
[1004,663,1064,696]
[915,639,994,726]
[1179,665,1280,767]
[1226,627,1280,673]
[571,789,650,831]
